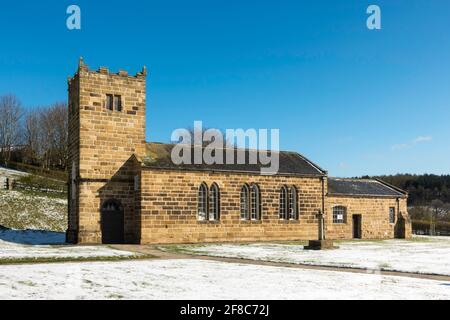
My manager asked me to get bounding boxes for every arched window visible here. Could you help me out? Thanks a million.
[250,184,261,220]
[102,199,123,212]
[198,183,208,221]
[209,183,220,221]
[289,186,298,220]
[333,206,347,224]
[279,186,288,220]
[240,184,250,220]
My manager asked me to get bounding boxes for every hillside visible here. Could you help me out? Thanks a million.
[364,174,450,206]
[0,167,67,232]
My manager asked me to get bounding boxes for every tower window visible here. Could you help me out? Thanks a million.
[106,94,122,112]
[114,95,122,112]
[106,94,113,111]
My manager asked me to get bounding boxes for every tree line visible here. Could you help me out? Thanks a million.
[0,94,68,170]
[364,174,450,228]
[368,174,450,206]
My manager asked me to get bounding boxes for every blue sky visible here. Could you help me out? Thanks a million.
[0,0,449,177]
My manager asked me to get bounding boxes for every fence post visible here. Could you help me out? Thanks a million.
[8,178,14,191]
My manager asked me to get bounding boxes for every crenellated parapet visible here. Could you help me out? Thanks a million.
[68,57,147,84]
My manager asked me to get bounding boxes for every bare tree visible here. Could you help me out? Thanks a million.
[24,109,43,165]
[47,102,68,169]
[23,103,68,169]
[429,199,450,235]
[0,94,23,165]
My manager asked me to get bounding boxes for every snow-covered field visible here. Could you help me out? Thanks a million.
[0,230,136,260]
[176,236,450,276]
[0,259,448,300]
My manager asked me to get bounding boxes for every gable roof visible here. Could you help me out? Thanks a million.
[327,178,407,198]
[142,142,326,176]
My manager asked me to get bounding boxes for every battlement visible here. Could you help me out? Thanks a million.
[68,57,147,84]
[67,57,147,179]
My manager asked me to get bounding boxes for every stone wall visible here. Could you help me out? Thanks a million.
[67,59,146,243]
[325,195,411,240]
[67,59,411,245]
[139,168,325,244]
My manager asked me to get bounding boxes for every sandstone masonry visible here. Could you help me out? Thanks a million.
[67,59,412,244]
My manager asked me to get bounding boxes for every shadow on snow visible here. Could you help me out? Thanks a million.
[0,225,65,245]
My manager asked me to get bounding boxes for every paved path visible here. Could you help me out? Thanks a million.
[111,244,450,282]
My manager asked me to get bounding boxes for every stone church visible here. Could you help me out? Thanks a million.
[67,59,412,244]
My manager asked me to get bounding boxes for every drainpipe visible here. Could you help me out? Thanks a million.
[321,176,326,240]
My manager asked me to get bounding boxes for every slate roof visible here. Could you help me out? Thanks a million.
[142,142,326,176]
[328,178,407,197]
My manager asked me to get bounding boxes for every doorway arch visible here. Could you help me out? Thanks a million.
[101,199,124,244]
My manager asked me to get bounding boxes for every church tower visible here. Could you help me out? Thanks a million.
[67,58,147,244]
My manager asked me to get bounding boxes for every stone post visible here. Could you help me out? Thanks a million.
[305,210,337,250]
[317,211,325,241]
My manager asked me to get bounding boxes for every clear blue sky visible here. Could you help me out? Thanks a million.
[0,0,449,177]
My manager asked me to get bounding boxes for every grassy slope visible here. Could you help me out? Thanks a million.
[0,189,67,232]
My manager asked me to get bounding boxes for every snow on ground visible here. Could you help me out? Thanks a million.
[0,259,448,300]
[177,236,450,276]
[0,166,28,179]
[0,229,136,260]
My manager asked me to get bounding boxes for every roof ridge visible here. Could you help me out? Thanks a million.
[373,178,408,195]
[329,177,376,182]
[293,152,327,175]
[147,141,312,156]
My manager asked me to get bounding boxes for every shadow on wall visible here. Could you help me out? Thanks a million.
[395,212,411,239]
[97,155,141,245]
[0,226,66,245]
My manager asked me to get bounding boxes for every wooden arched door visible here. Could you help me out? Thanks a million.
[101,199,124,244]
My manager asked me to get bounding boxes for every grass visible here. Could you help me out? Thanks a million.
[159,240,309,256]
[161,236,445,256]
[15,174,66,192]
[17,280,38,287]
[0,253,155,266]
[159,244,204,255]
[408,236,442,243]
[334,239,387,244]
[0,189,67,231]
